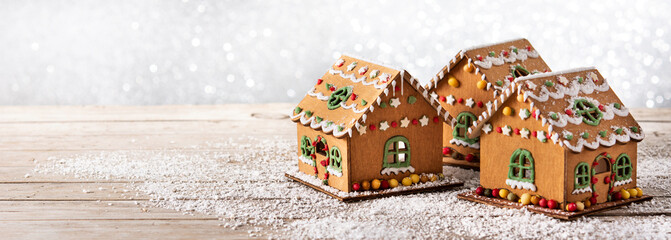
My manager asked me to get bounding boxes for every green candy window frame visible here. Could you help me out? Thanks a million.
[327,86,353,110]
[614,153,632,181]
[507,148,535,183]
[452,112,479,144]
[573,99,603,126]
[574,162,590,189]
[383,136,411,169]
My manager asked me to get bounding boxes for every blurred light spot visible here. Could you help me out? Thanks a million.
[263,28,272,37]
[131,22,139,30]
[46,65,54,73]
[656,95,663,103]
[223,43,232,51]
[122,83,130,92]
[646,99,654,108]
[204,85,215,94]
[189,64,198,72]
[11,83,19,92]
[30,42,39,51]
[226,74,235,83]
[197,4,205,13]
[191,38,201,47]
[651,75,659,84]
[287,89,296,97]
[226,53,235,61]
[245,79,255,88]
[149,64,158,73]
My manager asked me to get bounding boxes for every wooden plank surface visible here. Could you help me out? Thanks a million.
[0,104,669,239]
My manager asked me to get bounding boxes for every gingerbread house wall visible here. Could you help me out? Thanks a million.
[296,123,350,192]
[349,75,443,188]
[564,142,638,205]
[434,58,494,160]
[480,94,566,204]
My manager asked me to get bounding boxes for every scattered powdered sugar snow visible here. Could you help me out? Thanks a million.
[35,137,671,239]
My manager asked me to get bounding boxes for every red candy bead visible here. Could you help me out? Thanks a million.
[351,94,357,100]
[442,147,451,155]
[592,177,598,184]
[352,183,361,191]
[604,176,611,184]
[532,131,538,137]
[538,198,548,208]
[477,55,483,61]
[547,200,558,209]
[514,128,520,135]
[465,154,475,162]
[381,180,389,189]
[590,196,597,204]
[412,119,419,125]
[317,79,323,85]
[369,124,376,131]
[613,192,622,200]
[477,101,484,108]
[567,203,577,212]
[439,96,446,102]
[475,186,485,196]
[598,105,604,111]
[390,121,398,128]
[492,188,499,198]
[329,86,335,91]
[566,109,573,115]
[457,98,464,104]
[320,160,327,167]
[433,116,440,123]
[496,127,502,133]
[324,172,329,179]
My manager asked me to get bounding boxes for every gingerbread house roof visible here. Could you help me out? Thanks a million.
[426,38,550,95]
[290,55,455,138]
[469,67,644,152]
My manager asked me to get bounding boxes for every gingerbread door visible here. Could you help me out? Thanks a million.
[591,154,612,203]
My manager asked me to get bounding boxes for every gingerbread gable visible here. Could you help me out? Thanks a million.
[472,67,644,152]
[290,55,454,138]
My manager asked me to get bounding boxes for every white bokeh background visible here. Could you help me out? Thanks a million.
[1,0,670,107]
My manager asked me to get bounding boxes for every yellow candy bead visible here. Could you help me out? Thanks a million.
[628,189,638,198]
[530,195,541,205]
[401,177,413,186]
[361,181,371,190]
[636,187,643,197]
[476,80,487,90]
[584,200,591,208]
[463,63,474,72]
[502,107,513,116]
[448,77,460,88]
[576,201,585,211]
[620,189,630,200]
[517,94,525,102]
[371,179,381,190]
[520,193,531,205]
[429,175,438,182]
[389,179,399,188]
[498,189,509,199]
[410,174,420,184]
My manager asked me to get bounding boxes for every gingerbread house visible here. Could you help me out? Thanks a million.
[425,38,550,169]
[288,55,456,194]
[462,67,648,216]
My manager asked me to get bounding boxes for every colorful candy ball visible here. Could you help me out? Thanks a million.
[566,202,577,212]
[628,189,638,198]
[352,183,361,191]
[636,187,643,197]
[429,174,438,182]
[584,199,591,208]
[613,192,622,201]
[410,174,420,184]
[380,180,389,189]
[538,198,548,208]
[448,77,460,88]
[484,189,492,197]
[361,181,371,190]
[620,189,631,200]
[371,179,381,190]
[476,80,487,90]
[547,200,558,209]
[389,179,399,188]
[520,193,532,205]
[507,193,519,202]
[491,189,499,198]
[498,189,509,199]
[475,186,484,196]
[402,177,412,186]
[576,201,585,211]
[420,175,429,183]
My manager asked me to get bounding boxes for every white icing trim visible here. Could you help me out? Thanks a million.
[473,47,539,69]
[380,166,415,176]
[614,178,633,187]
[562,126,644,152]
[329,68,389,89]
[525,75,611,103]
[307,87,330,100]
[299,155,315,166]
[514,67,597,82]
[290,110,352,138]
[327,165,343,177]
[505,179,537,192]
[572,187,592,195]
[449,138,480,149]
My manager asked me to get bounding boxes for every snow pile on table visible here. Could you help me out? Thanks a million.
[35,136,671,239]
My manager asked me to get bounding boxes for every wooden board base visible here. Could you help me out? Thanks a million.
[457,190,653,220]
[285,173,464,203]
[442,157,480,170]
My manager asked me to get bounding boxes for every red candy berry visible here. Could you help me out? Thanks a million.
[526,46,531,51]
[412,119,419,125]
[547,200,558,209]
[369,124,376,131]
[351,94,357,100]
[514,128,520,135]
[567,203,577,212]
[566,109,573,115]
[324,172,329,179]
[477,55,483,61]
[496,127,502,133]
[591,177,598,184]
[532,131,537,137]
[475,186,485,196]
[313,167,318,174]
[465,154,475,162]
[439,96,446,102]
[391,121,398,128]
[604,176,611,184]
[457,98,464,104]
[590,196,597,204]
[598,105,604,111]
[442,147,451,155]
[614,192,622,200]
[538,198,548,208]
[320,160,328,167]
[329,86,336,91]
[477,101,484,108]
[317,79,323,85]
[352,183,361,191]
[503,50,509,57]
[492,188,499,198]
[381,180,389,189]
[433,116,440,123]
